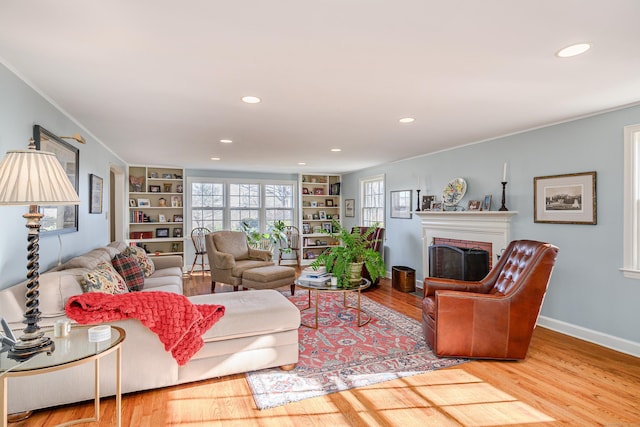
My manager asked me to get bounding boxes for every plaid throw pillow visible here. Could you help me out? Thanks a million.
[123,245,155,277]
[112,253,145,291]
[81,262,129,294]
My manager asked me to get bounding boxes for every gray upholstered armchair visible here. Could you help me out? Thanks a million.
[205,230,274,292]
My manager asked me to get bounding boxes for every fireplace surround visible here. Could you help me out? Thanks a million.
[415,211,517,282]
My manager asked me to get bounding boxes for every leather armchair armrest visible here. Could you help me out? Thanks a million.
[248,247,273,262]
[423,277,484,296]
[213,252,236,269]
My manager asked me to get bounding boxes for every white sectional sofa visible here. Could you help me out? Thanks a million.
[0,242,300,414]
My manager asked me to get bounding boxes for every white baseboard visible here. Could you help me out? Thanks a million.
[537,316,640,358]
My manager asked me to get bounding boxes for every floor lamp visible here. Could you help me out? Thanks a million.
[0,139,80,361]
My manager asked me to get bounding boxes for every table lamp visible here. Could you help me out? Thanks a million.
[0,139,80,361]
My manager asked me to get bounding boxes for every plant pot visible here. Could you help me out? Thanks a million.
[349,262,364,284]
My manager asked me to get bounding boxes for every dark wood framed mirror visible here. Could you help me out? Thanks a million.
[33,125,79,234]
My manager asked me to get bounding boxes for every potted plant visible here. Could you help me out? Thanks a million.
[241,219,291,254]
[310,221,385,288]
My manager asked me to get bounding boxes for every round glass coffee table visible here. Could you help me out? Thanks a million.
[1,325,125,427]
[294,277,371,329]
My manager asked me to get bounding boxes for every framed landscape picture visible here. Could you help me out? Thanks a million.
[534,171,597,224]
[390,190,412,219]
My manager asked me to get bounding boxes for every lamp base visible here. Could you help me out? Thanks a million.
[8,334,55,362]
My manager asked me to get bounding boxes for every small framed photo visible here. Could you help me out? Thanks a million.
[137,198,151,207]
[314,187,324,195]
[176,184,183,193]
[534,171,597,224]
[302,187,309,194]
[310,201,318,207]
[482,195,492,211]
[173,228,182,238]
[312,213,320,220]
[163,183,172,193]
[390,190,412,219]
[156,228,169,238]
[325,199,334,207]
[173,214,183,223]
[422,195,435,211]
[345,199,355,217]
[150,172,158,178]
[129,199,137,207]
[89,174,103,214]
[319,210,327,220]
[158,214,167,223]
[322,222,332,233]
[149,185,161,193]
[171,195,182,207]
[306,214,313,220]
[468,200,482,211]
[431,201,443,211]
[302,223,311,234]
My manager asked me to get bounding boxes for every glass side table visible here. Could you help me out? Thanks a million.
[1,325,125,427]
[294,277,371,329]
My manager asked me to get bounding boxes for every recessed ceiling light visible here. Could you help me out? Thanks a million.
[220,139,233,144]
[556,43,591,58]
[210,157,221,161]
[297,162,307,166]
[330,148,342,152]
[242,96,261,104]
[399,117,415,123]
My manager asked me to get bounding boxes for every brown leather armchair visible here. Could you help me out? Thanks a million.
[205,230,274,293]
[422,239,558,360]
[352,226,385,287]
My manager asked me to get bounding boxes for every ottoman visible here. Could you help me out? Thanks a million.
[242,265,296,295]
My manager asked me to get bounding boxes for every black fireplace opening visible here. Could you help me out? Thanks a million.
[429,244,490,281]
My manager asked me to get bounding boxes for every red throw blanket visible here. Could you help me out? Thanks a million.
[65,291,225,365]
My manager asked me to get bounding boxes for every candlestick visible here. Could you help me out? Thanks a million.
[502,162,507,182]
[416,189,421,211]
[499,181,509,211]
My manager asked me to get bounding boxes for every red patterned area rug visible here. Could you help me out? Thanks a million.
[245,290,467,410]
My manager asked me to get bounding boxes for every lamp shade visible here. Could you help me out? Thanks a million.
[0,149,80,206]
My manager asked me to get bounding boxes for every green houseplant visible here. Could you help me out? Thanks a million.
[241,219,291,254]
[310,221,385,288]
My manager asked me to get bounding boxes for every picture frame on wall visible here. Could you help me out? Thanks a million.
[149,185,161,193]
[534,171,597,224]
[89,174,103,214]
[345,199,355,217]
[390,190,412,219]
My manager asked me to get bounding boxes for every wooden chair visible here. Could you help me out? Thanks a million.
[189,227,210,275]
[278,225,301,267]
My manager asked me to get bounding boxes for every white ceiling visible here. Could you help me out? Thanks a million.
[1,0,639,174]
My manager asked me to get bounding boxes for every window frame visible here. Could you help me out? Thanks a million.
[622,124,640,279]
[186,177,297,235]
[360,174,385,228]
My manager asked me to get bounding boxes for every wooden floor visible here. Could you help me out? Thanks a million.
[13,272,640,426]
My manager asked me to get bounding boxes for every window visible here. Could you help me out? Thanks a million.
[191,182,224,231]
[188,179,296,234]
[361,174,385,228]
[623,124,640,279]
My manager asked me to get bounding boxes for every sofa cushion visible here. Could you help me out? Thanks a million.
[112,253,145,291]
[39,269,86,317]
[81,262,129,294]
[59,248,114,270]
[189,289,300,342]
[143,274,183,291]
[123,246,155,277]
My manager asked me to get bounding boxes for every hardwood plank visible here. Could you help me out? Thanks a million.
[11,273,640,426]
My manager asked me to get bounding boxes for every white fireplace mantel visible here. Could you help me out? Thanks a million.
[415,211,518,280]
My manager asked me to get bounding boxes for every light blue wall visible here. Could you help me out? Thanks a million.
[342,104,640,347]
[0,63,126,288]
